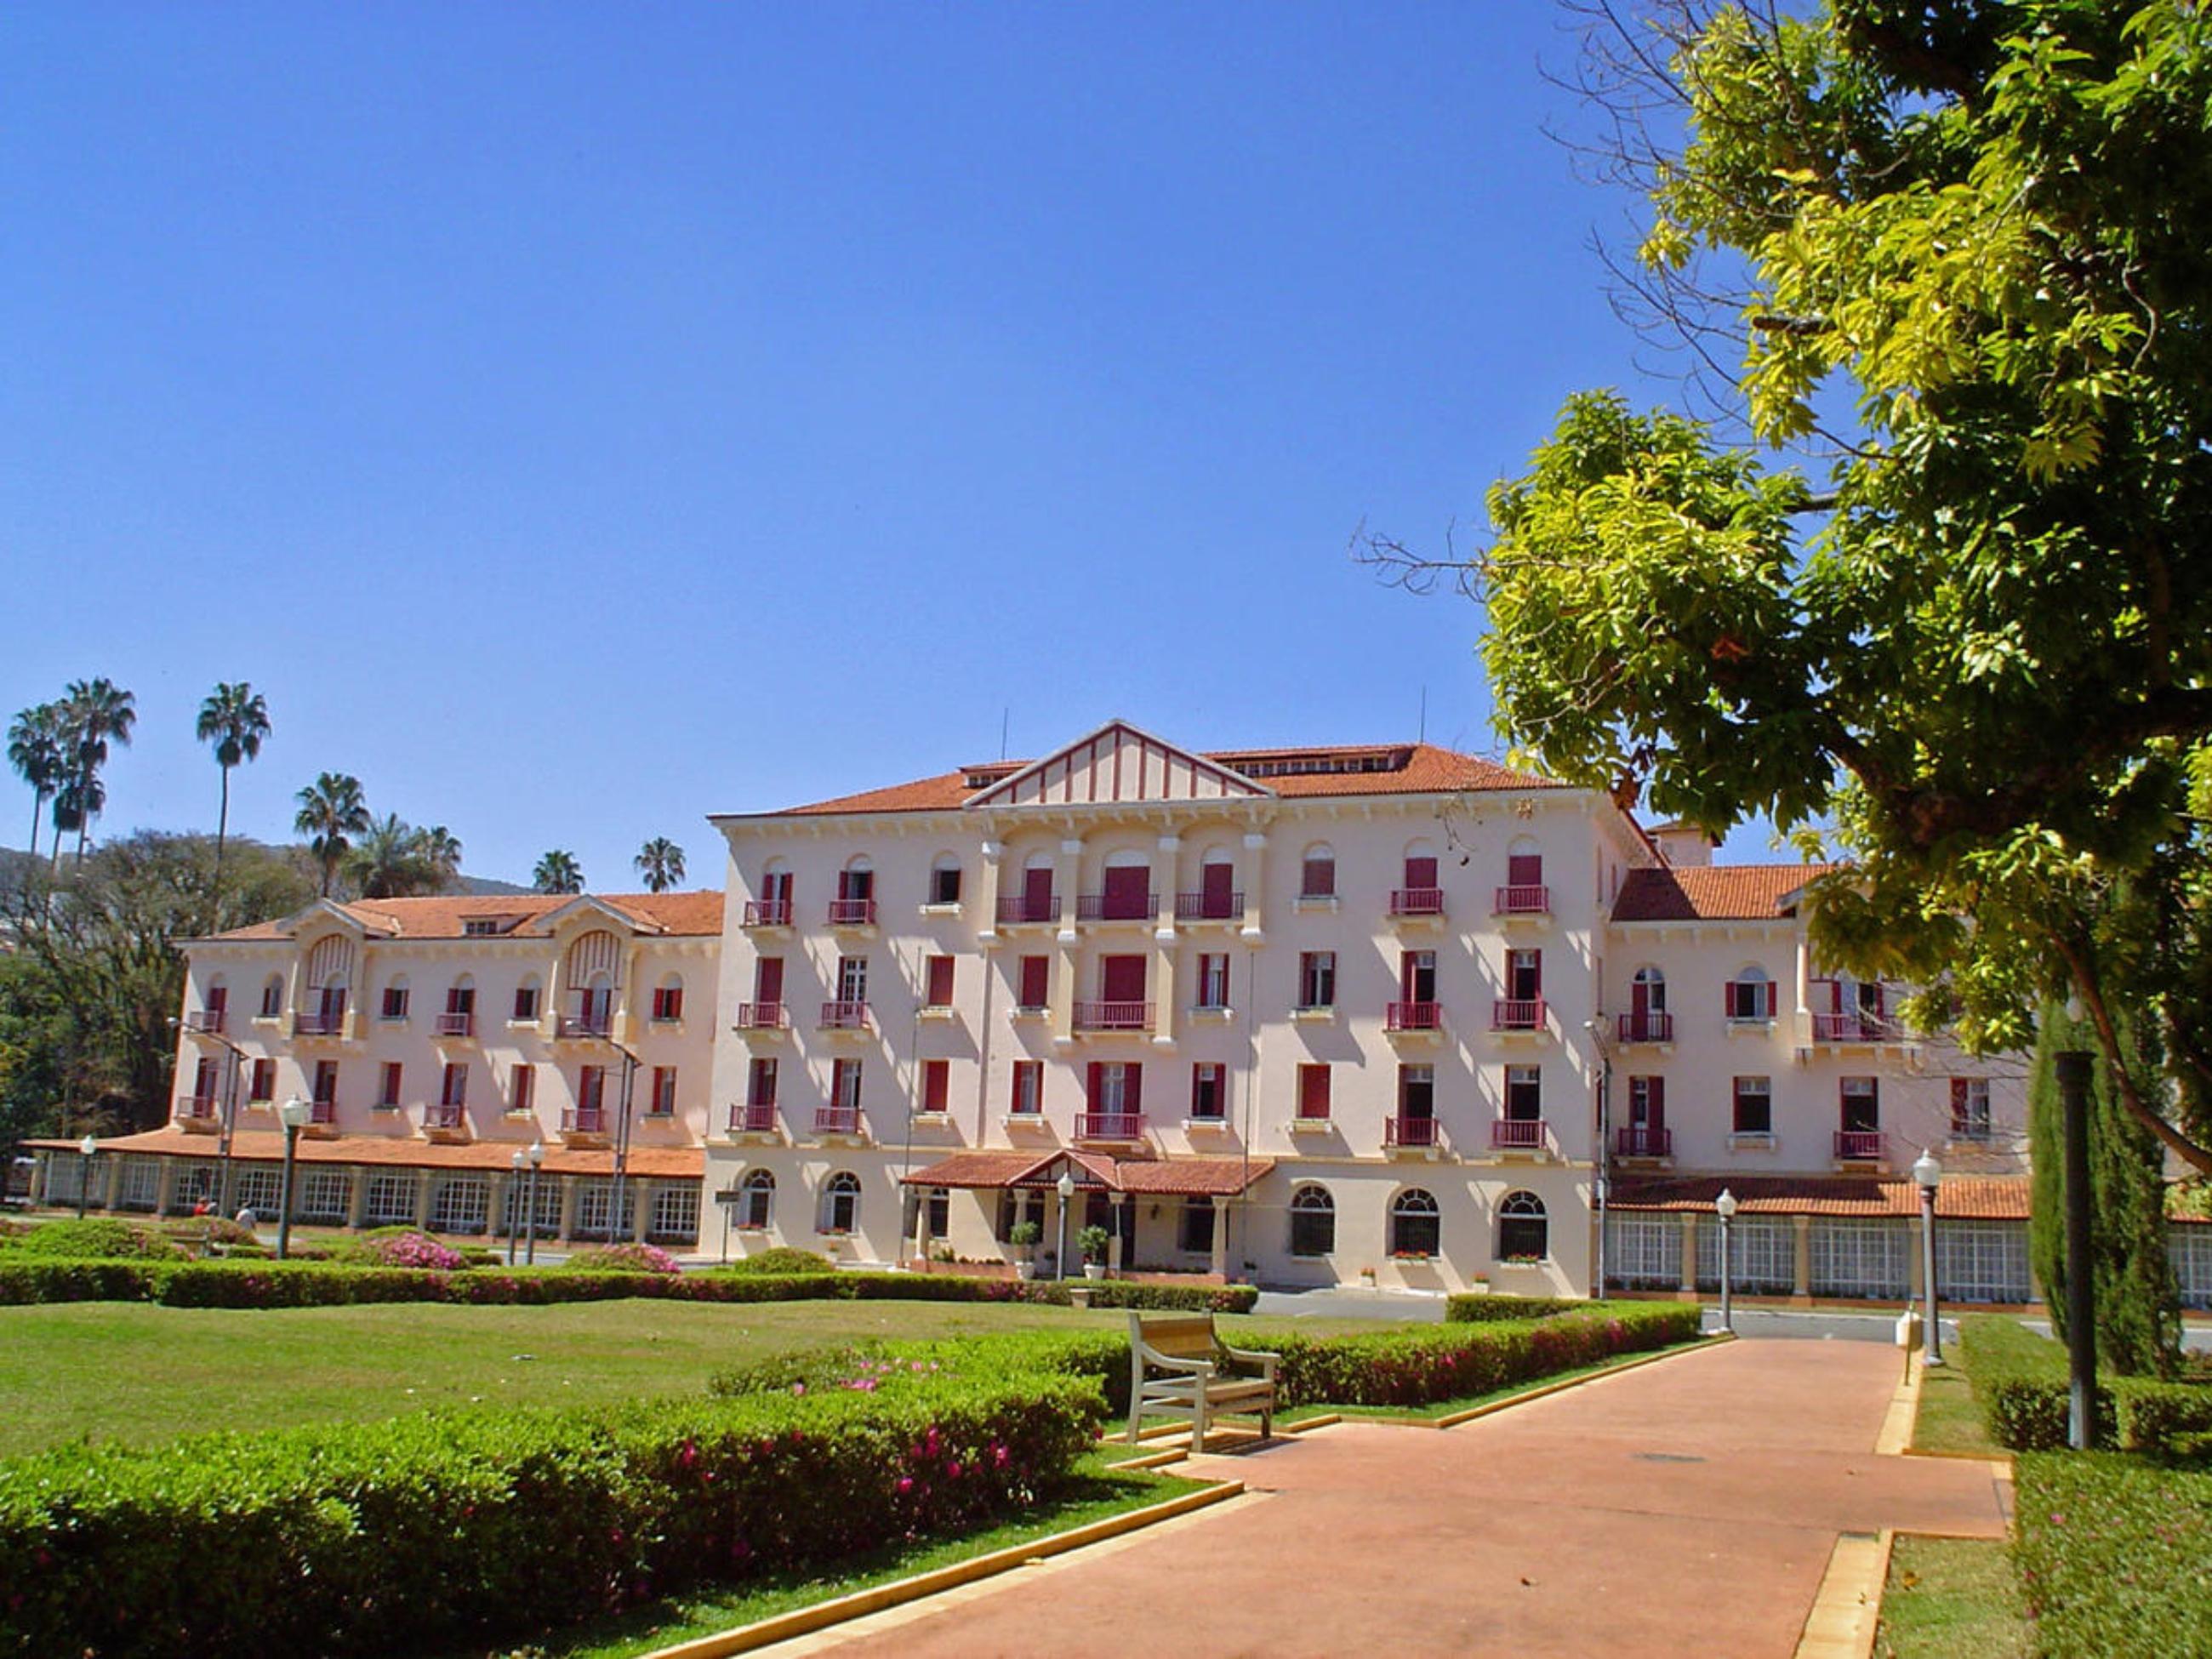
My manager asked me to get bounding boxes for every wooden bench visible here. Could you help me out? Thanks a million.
[1126,1311,1279,1448]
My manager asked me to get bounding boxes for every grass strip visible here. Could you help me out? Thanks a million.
[1911,1357,2001,1457]
[1873,1535,2033,1659]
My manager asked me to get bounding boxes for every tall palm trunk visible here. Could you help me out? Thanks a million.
[26,791,41,858]
[210,763,231,927]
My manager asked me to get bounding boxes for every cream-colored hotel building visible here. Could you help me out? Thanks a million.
[37,721,2114,1306]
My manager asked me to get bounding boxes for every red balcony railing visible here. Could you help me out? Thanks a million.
[562,1105,607,1136]
[818,1000,872,1031]
[178,1095,219,1120]
[435,1012,475,1038]
[1077,891,1157,922]
[1812,1013,1896,1042]
[1616,1012,1674,1043]
[1492,1117,1548,1150]
[743,898,792,927]
[425,1102,467,1131]
[294,1007,345,1037]
[728,1103,778,1134]
[1389,887,1445,918]
[1616,1125,1673,1158]
[995,892,1058,924]
[1072,1001,1153,1032]
[1385,1115,1440,1149]
[733,1001,787,1030]
[1492,884,1550,916]
[309,1097,337,1126]
[1834,1130,1887,1161]
[1492,997,1547,1031]
[827,898,877,927]
[1174,890,1243,921]
[1076,1111,1146,1140]
[1386,1001,1442,1032]
[184,1009,226,1035]
[813,1104,863,1136]
[557,1012,613,1039]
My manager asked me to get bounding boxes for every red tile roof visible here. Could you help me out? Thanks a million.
[900,1149,1274,1197]
[36,1127,704,1178]
[208,892,722,944]
[1609,1173,2029,1221]
[772,743,1562,818]
[1611,864,1833,923]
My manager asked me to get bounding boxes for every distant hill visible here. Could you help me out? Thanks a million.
[454,874,533,897]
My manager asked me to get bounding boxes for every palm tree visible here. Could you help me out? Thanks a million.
[48,772,102,872]
[294,772,370,898]
[418,825,464,888]
[195,682,272,909]
[6,703,66,855]
[533,849,584,894]
[345,813,446,899]
[634,837,686,893]
[59,678,136,860]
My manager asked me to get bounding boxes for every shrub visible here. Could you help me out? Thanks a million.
[0,1375,1103,1659]
[2117,1381,2212,1460]
[162,1217,255,1247]
[1443,1293,1592,1323]
[4,1218,183,1262]
[1961,1314,2118,1451]
[2013,1451,2212,1658]
[1076,1225,1110,1263]
[0,1258,163,1305]
[563,1243,682,1275]
[722,1246,836,1275]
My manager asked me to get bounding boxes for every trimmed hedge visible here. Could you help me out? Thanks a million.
[0,1219,183,1262]
[2013,1451,2212,1658]
[1953,1314,2212,1454]
[712,1303,1702,1418]
[1443,1293,1593,1323]
[0,1374,1103,1659]
[0,1257,1258,1314]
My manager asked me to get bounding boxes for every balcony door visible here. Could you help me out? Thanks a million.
[1200,859,1234,918]
[1023,864,1055,915]
[1508,852,1542,887]
[754,957,784,1007]
[1101,864,1149,920]
[1099,955,1147,1006]
[1507,949,1542,1001]
[1841,1077,1879,1133]
[1400,950,1436,1004]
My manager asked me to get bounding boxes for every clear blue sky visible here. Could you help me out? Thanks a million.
[0,3,1776,886]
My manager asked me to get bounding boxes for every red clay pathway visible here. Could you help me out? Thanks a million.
[776,1340,2010,1658]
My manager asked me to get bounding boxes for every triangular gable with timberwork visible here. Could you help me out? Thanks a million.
[965,721,1274,810]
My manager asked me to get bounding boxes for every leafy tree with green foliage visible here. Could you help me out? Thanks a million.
[2027,1001,2180,1377]
[533,849,584,894]
[293,772,370,898]
[1370,1,2212,1172]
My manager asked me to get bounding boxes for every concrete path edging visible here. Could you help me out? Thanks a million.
[636,1481,1247,1659]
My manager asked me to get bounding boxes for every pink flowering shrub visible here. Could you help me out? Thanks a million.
[562,1243,682,1275]
[357,1230,465,1271]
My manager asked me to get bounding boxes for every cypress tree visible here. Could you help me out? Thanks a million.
[2027,1002,2181,1377]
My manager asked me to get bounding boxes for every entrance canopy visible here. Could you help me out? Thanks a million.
[898,1149,1273,1199]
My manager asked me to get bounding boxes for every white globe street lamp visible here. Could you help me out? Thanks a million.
[1714,1188,1739,1334]
[1913,1148,1944,1366]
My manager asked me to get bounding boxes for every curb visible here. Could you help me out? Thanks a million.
[1794,1528,1892,1659]
[636,1479,1246,1659]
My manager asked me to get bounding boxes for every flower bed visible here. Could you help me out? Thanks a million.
[0,1373,1102,1659]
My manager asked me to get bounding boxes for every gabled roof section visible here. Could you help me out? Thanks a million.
[1611,864,1835,924]
[965,721,1274,809]
[206,892,721,943]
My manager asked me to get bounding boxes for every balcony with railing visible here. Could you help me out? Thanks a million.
[733,1001,788,1031]
[1491,997,1548,1032]
[424,1102,470,1139]
[827,898,878,929]
[1385,1115,1440,1149]
[1616,1125,1673,1160]
[1491,1117,1548,1152]
[1492,884,1550,917]
[1388,887,1445,920]
[562,1105,608,1141]
[1071,1001,1153,1034]
[1076,890,1157,923]
[183,1009,226,1035]
[727,1103,779,1136]
[995,892,1058,926]
[434,1012,476,1039]
[818,1000,873,1033]
[308,1097,337,1127]
[1615,1012,1674,1044]
[1385,1001,1442,1034]
[813,1104,864,1138]
[177,1095,220,1131]
[1833,1129,1887,1163]
[556,1011,613,1040]
[1075,1111,1146,1142]
[743,898,792,928]
[1174,890,1243,922]
[293,1006,345,1038]
[1811,1012,1898,1044]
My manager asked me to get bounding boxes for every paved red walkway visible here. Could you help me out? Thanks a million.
[777,1342,2010,1659]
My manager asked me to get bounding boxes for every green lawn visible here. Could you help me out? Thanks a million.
[0,1298,1393,1457]
[1875,1535,2033,1659]
[1911,1358,1998,1456]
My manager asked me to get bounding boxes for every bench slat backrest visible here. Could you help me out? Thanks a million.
[1135,1314,1220,1362]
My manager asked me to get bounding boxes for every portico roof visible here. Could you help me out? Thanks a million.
[899,1149,1274,1198]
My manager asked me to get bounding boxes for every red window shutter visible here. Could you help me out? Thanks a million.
[1024,865,1054,909]
[1020,955,1048,1007]
[1405,855,1437,888]
[514,1065,534,1112]
[1302,855,1334,897]
[926,956,955,1006]
[1649,1075,1664,1127]
[1101,955,1146,1003]
[1202,862,1234,912]
[207,987,227,1017]
[1951,1078,1969,1113]
[1086,1062,1104,1111]
[1530,950,1542,996]
[1123,1064,1142,1115]
[755,958,784,1003]
[1508,853,1542,886]
[1299,1065,1330,1119]
[923,1059,949,1113]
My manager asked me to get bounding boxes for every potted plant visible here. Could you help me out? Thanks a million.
[1077,1223,1111,1281]
[1009,1219,1041,1280]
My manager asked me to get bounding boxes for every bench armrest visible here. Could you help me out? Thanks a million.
[1136,1347,1217,1379]
[1222,1346,1279,1377]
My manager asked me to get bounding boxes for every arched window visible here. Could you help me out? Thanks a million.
[513,972,542,1023]
[379,974,411,1022]
[1632,966,1667,1011]
[1289,1184,1335,1257]
[1299,843,1336,900]
[1725,965,1773,1021]
[651,972,685,1023]
[928,852,963,907]
[259,974,285,1018]
[1193,848,1238,920]
[820,1172,862,1235]
[1390,1188,1440,1258]
[755,860,794,926]
[1498,1190,1548,1262]
[201,975,228,1032]
[1628,966,1669,1042]
[444,974,476,1032]
[834,858,875,922]
[738,1168,774,1229]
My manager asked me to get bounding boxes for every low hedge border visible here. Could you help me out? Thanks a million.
[1443,1293,1592,1323]
[711,1303,1702,1418]
[1957,1314,2212,1457]
[0,1374,1103,1659]
[0,1257,1257,1314]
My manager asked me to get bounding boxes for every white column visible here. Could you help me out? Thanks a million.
[1210,1195,1229,1280]
[976,841,1003,943]
[1240,829,1268,943]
